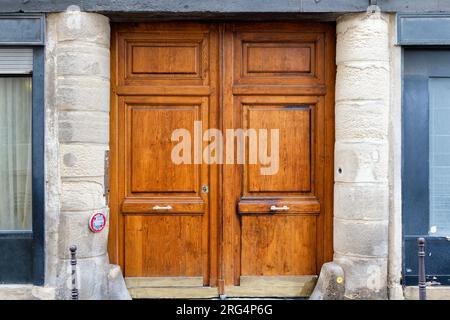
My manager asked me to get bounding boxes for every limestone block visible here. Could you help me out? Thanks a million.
[336,62,389,102]
[334,218,388,258]
[310,262,345,300]
[336,12,389,64]
[0,285,33,300]
[59,111,109,144]
[56,78,109,112]
[56,11,110,47]
[335,100,388,141]
[58,209,109,259]
[61,180,105,211]
[108,265,132,300]
[56,45,109,79]
[332,10,392,301]
[335,141,388,183]
[57,255,110,300]
[389,283,405,300]
[334,182,389,221]
[334,253,387,299]
[404,286,450,300]
[47,10,112,301]
[60,144,108,178]
[31,286,56,300]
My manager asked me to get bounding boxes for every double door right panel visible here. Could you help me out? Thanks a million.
[222,23,335,296]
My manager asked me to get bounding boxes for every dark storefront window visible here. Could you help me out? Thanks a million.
[403,49,450,286]
[0,15,45,284]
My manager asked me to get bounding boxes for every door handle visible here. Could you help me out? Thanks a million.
[270,205,289,212]
[152,205,173,211]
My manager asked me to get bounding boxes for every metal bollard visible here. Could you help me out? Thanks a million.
[417,237,426,300]
[70,245,79,300]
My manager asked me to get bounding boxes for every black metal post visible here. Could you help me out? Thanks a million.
[417,237,426,300]
[70,245,79,300]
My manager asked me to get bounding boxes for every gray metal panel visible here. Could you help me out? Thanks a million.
[31,46,45,285]
[0,232,33,283]
[301,0,368,12]
[398,14,450,45]
[0,15,44,45]
[0,0,370,14]
[0,48,33,74]
[2,0,450,14]
[379,0,450,13]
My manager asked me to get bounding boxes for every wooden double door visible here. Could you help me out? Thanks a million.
[109,22,335,298]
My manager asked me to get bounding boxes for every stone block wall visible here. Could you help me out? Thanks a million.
[334,10,390,299]
[45,9,113,299]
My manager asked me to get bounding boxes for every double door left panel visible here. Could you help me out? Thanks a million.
[110,23,219,296]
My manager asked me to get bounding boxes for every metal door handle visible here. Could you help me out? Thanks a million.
[270,205,289,212]
[152,205,173,211]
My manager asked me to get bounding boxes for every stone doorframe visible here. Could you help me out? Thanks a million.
[42,8,402,299]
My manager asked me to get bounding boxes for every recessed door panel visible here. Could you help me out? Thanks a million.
[131,45,199,75]
[125,215,203,277]
[241,215,317,276]
[117,25,211,86]
[233,28,324,85]
[236,96,322,215]
[120,96,208,214]
[130,106,198,193]
[244,104,312,193]
[246,45,312,74]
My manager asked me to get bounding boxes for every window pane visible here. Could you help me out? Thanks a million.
[0,77,32,231]
[429,78,450,236]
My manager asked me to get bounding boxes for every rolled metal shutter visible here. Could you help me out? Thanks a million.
[0,48,33,74]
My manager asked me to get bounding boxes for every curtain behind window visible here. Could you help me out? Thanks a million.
[0,77,32,230]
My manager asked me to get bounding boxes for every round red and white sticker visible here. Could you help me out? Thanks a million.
[89,212,106,233]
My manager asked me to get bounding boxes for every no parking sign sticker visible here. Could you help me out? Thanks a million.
[89,212,106,233]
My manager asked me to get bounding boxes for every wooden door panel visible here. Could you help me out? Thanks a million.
[241,215,317,276]
[111,23,219,291]
[237,95,322,214]
[236,97,322,278]
[130,106,197,193]
[125,215,203,277]
[131,45,199,75]
[246,45,312,74]
[245,105,311,193]
[119,95,210,278]
[120,96,208,214]
[232,28,325,85]
[222,23,335,295]
[117,26,211,86]
[119,96,210,278]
